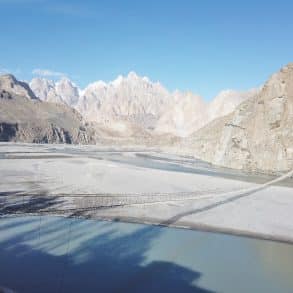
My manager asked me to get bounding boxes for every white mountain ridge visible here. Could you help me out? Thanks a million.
[30,72,259,137]
[30,77,80,106]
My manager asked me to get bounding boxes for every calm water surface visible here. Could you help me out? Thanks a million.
[0,215,293,293]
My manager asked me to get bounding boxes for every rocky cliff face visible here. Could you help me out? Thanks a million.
[0,75,93,144]
[186,63,293,172]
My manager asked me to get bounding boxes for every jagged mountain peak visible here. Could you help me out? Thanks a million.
[107,71,159,88]
[86,80,108,90]
[29,72,258,137]
[127,71,139,80]
[110,75,124,87]
[56,76,76,87]
[30,77,80,106]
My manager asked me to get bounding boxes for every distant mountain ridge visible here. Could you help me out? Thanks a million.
[1,64,292,173]
[30,72,257,137]
[30,77,80,106]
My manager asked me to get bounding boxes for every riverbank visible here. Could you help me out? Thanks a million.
[1,143,293,244]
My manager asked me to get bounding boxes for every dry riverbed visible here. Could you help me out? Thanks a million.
[1,142,293,243]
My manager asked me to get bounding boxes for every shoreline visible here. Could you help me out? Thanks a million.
[2,212,293,245]
[93,214,293,245]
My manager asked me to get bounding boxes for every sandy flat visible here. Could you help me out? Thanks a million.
[0,142,293,243]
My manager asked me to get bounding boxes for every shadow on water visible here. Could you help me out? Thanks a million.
[0,216,213,293]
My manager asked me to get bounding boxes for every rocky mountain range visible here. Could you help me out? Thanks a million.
[0,74,92,144]
[30,77,80,106]
[30,72,256,137]
[1,64,292,173]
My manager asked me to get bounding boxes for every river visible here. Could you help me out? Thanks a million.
[1,215,293,293]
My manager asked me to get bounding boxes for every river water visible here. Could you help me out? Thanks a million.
[0,215,293,293]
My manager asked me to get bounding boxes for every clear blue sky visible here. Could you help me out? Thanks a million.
[0,0,293,100]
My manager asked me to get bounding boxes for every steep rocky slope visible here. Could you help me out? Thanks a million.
[0,75,92,144]
[186,64,293,172]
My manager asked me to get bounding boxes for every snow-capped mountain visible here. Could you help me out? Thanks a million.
[30,72,258,137]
